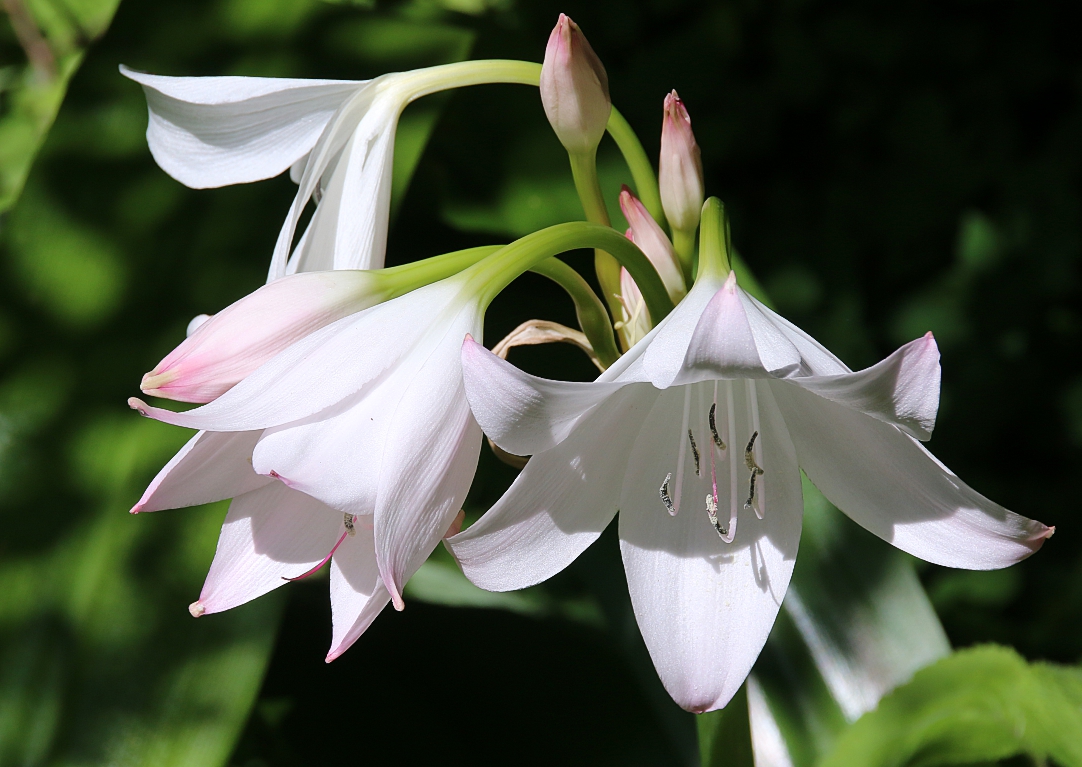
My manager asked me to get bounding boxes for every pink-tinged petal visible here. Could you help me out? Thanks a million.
[142,270,386,403]
[327,519,391,661]
[193,483,343,615]
[129,279,474,432]
[667,273,801,387]
[448,384,654,591]
[120,66,362,189]
[132,430,271,514]
[619,186,686,303]
[793,332,941,441]
[539,14,610,154]
[771,381,1053,569]
[373,315,484,609]
[618,381,802,713]
[461,337,624,456]
[659,90,704,233]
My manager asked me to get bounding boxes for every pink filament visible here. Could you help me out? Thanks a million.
[283,529,349,582]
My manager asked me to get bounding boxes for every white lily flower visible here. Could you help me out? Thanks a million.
[447,201,1052,713]
[131,274,484,659]
[122,60,539,279]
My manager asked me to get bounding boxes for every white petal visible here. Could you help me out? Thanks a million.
[132,430,271,513]
[129,279,476,432]
[792,333,941,440]
[619,382,803,713]
[121,66,362,189]
[641,270,727,388]
[771,380,1053,569]
[461,336,624,456]
[327,519,390,661]
[745,294,849,376]
[193,482,343,615]
[673,272,801,386]
[372,317,484,609]
[448,384,655,591]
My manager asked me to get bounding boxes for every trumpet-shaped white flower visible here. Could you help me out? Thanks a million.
[122,61,539,279]
[448,207,1052,712]
[131,274,485,659]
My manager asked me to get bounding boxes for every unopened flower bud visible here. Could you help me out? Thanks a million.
[619,185,687,303]
[659,90,704,233]
[141,271,385,403]
[540,14,611,155]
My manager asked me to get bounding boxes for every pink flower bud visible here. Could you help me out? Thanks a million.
[659,90,704,232]
[540,14,611,155]
[619,185,686,303]
[141,271,385,403]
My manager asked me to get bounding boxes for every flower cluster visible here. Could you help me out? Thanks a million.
[127,15,1051,710]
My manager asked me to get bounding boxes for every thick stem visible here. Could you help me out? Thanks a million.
[606,107,665,226]
[390,60,543,102]
[381,245,504,298]
[672,226,697,285]
[470,222,674,326]
[696,198,731,282]
[530,258,621,368]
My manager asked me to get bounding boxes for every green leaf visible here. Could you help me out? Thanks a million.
[0,0,124,212]
[819,645,1082,767]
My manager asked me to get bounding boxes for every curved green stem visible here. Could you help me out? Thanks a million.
[530,258,621,368]
[470,222,674,325]
[381,245,504,298]
[672,227,697,284]
[606,108,664,226]
[391,60,542,102]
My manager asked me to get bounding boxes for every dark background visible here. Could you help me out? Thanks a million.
[1,0,1079,764]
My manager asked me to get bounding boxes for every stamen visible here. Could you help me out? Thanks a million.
[660,472,676,515]
[688,430,700,476]
[706,494,727,537]
[344,513,356,536]
[744,431,765,510]
[745,380,766,519]
[709,402,726,451]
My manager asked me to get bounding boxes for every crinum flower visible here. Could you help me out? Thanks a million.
[122,60,540,279]
[448,199,1052,712]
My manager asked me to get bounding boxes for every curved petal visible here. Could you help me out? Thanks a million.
[121,66,362,189]
[642,270,726,388]
[132,430,271,513]
[619,381,803,713]
[448,384,655,592]
[372,313,484,609]
[129,279,474,432]
[793,332,941,441]
[327,519,390,661]
[771,380,1053,569]
[746,294,849,376]
[193,482,343,615]
[461,336,624,456]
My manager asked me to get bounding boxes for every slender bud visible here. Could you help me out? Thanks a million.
[619,185,686,303]
[141,271,386,403]
[540,14,611,155]
[659,90,704,233]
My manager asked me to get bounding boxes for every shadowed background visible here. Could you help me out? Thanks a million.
[1,0,1079,765]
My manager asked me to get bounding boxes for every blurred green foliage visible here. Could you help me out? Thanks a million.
[2,0,1080,765]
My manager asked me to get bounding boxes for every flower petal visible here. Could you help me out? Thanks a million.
[461,336,624,456]
[771,380,1053,569]
[121,66,361,189]
[618,382,802,713]
[448,384,654,591]
[746,294,849,376]
[131,430,271,513]
[641,270,727,388]
[792,332,941,441]
[327,519,390,661]
[193,482,343,615]
[129,279,473,432]
[372,316,484,609]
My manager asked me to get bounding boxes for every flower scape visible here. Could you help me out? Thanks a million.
[125,13,1052,714]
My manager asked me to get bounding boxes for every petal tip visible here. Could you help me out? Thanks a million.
[723,270,738,290]
[129,503,144,515]
[189,601,206,618]
[127,396,149,415]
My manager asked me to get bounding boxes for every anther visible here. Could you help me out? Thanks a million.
[344,514,356,537]
[744,431,765,510]
[660,473,676,515]
[705,494,727,538]
[709,403,726,451]
[688,430,700,476]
